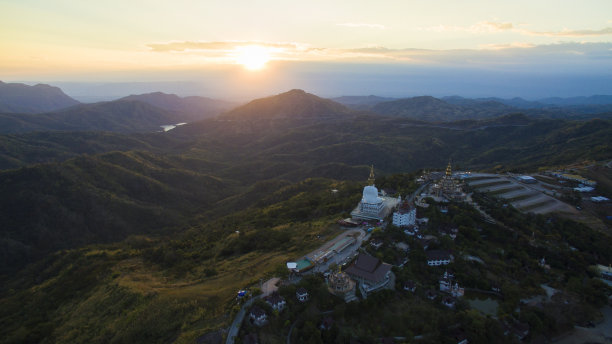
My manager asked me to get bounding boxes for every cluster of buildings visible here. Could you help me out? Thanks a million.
[439,270,464,298]
[549,172,597,186]
[248,287,310,327]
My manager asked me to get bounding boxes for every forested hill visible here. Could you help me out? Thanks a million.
[221,89,353,120]
[119,92,235,121]
[0,100,189,134]
[0,151,232,272]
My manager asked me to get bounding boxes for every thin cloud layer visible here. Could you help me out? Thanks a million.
[336,23,387,29]
[146,40,612,67]
[420,21,612,37]
[526,27,612,37]
[421,21,514,33]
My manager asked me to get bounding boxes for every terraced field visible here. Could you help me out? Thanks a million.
[465,173,577,215]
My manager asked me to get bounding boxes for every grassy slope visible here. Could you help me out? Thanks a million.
[0,178,362,344]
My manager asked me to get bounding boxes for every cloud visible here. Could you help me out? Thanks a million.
[478,42,535,50]
[420,21,612,37]
[336,23,387,29]
[419,21,513,33]
[147,41,300,52]
[523,27,612,37]
[469,21,514,33]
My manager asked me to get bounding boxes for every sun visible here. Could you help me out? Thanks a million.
[234,45,271,70]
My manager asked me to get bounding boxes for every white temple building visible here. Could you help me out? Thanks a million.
[351,166,399,221]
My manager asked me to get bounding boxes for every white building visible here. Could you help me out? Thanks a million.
[517,175,537,184]
[296,287,309,302]
[591,196,610,203]
[426,250,452,266]
[393,205,416,227]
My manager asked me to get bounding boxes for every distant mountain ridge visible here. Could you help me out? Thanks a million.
[371,96,517,121]
[119,92,235,121]
[363,94,612,121]
[222,89,353,120]
[0,81,80,113]
[444,95,612,116]
[331,95,396,110]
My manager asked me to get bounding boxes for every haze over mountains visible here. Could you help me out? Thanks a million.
[1,81,611,136]
[0,81,80,113]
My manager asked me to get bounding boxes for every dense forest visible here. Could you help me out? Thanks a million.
[0,88,611,343]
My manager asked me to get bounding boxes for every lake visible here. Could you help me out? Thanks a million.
[160,122,187,132]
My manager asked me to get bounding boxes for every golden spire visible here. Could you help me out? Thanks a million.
[368,165,375,185]
[445,159,452,177]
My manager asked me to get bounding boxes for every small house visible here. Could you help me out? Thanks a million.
[296,287,309,302]
[442,296,456,308]
[264,293,286,312]
[403,280,416,293]
[249,306,267,326]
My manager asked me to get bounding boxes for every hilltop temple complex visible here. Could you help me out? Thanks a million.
[432,160,466,201]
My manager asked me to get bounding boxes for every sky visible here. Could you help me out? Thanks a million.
[1,0,612,100]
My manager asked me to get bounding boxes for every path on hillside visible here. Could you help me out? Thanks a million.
[225,296,259,344]
[409,182,429,203]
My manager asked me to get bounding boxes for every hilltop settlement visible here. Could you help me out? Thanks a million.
[230,162,612,344]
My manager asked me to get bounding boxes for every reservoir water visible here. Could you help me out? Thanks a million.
[160,122,187,132]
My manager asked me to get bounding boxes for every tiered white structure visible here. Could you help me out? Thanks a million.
[351,165,398,221]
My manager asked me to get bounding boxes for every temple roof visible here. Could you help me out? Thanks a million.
[345,253,391,283]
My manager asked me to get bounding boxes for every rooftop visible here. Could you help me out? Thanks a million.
[426,250,452,261]
[250,306,266,317]
[345,253,391,283]
[265,293,285,305]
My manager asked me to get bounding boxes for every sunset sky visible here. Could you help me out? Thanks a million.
[1,0,612,99]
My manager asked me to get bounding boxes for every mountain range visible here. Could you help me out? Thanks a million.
[2,81,612,136]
